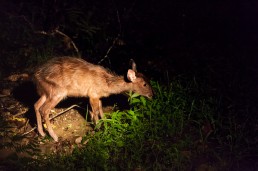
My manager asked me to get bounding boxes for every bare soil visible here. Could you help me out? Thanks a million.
[0,74,115,159]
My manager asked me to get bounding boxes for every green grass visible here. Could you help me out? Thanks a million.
[1,78,257,171]
[21,79,212,170]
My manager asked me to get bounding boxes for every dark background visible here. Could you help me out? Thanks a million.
[0,1,258,169]
[0,0,258,116]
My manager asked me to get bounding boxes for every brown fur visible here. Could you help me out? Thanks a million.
[33,57,153,141]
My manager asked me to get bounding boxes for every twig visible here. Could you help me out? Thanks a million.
[98,36,119,65]
[13,109,28,117]
[22,125,36,136]
[4,14,81,57]
[35,29,81,57]
[22,104,83,136]
[98,10,122,65]
[23,119,29,133]
[116,10,122,35]
[49,104,82,120]
[54,29,80,57]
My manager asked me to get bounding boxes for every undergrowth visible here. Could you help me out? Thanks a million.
[21,79,216,170]
[1,79,257,170]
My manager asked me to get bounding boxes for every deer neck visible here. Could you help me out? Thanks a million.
[106,75,132,95]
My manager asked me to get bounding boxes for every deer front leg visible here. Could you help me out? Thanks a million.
[90,98,101,123]
[99,100,104,119]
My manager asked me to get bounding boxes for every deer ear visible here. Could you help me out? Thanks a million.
[127,69,137,82]
[130,59,137,72]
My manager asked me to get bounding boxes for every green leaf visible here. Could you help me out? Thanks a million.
[131,93,140,98]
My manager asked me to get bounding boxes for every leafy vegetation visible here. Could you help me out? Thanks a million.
[0,78,255,171]
[0,114,40,171]
[0,1,257,170]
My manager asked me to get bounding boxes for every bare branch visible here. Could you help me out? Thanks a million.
[98,10,123,64]
[49,104,82,120]
[54,29,80,57]
[22,104,84,136]
[98,36,119,65]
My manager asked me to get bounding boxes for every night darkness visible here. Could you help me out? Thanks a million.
[0,0,258,170]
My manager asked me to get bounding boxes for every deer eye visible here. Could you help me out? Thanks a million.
[143,83,147,87]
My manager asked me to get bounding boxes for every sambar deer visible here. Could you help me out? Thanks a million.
[33,57,153,141]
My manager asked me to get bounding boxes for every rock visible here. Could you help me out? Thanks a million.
[75,136,82,144]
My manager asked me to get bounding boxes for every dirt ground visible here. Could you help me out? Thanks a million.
[0,74,115,160]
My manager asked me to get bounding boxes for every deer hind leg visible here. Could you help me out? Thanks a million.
[34,95,47,137]
[39,95,63,142]
[90,98,102,123]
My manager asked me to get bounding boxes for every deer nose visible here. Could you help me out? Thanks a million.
[147,93,154,99]
[148,90,155,99]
